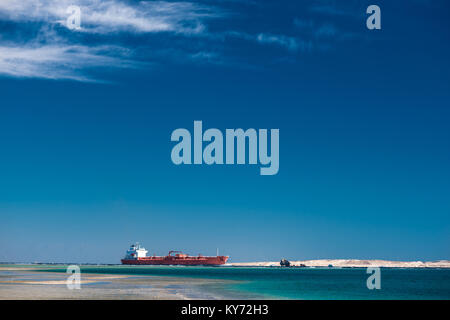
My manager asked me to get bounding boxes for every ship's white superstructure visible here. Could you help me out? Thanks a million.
[124,243,148,259]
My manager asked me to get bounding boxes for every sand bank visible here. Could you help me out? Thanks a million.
[230,259,450,268]
[0,266,229,299]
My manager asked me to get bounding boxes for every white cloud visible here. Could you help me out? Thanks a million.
[0,43,137,81]
[0,0,221,81]
[0,0,218,34]
[0,0,315,81]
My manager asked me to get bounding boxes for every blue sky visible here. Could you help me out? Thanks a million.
[0,0,449,263]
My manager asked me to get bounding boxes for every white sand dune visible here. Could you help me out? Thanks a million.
[231,259,450,268]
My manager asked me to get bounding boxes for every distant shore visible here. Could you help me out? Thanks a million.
[230,259,450,268]
[2,259,449,269]
[0,259,450,270]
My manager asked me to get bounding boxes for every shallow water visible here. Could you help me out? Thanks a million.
[30,265,450,299]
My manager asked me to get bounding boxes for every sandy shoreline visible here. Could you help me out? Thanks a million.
[1,263,449,300]
[230,259,450,268]
[0,266,231,299]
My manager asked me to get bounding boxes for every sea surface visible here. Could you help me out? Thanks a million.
[32,265,450,299]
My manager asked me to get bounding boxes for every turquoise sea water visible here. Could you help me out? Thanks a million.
[36,266,450,299]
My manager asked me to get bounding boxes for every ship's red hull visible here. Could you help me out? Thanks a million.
[121,255,228,266]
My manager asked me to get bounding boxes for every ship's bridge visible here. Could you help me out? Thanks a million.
[124,243,148,259]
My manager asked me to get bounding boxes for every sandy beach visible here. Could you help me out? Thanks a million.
[230,259,450,268]
[0,266,231,299]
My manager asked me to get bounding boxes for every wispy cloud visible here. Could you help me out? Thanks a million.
[293,1,367,49]
[309,4,350,16]
[256,33,312,52]
[0,0,355,82]
[314,24,338,38]
[0,0,219,34]
[0,0,224,81]
[308,0,368,18]
[0,42,137,82]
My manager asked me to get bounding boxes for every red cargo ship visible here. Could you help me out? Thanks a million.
[121,243,229,266]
